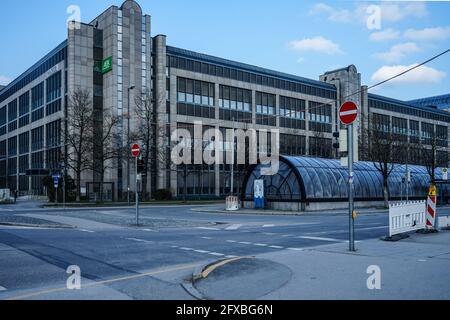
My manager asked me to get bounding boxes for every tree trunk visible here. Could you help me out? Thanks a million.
[76,170,81,202]
[383,178,389,208]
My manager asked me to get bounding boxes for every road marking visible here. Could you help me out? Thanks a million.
[0,286,6,291]
[170,245,179,248]
[197,227,220,231]
[262,224,275,228]
[208,252,224,256]
[239,241,252,245]
[306,225,388,235]
[226,240,236,243]
[225,255,238,259]
[201,236,213,240]
[126,238,154,244]
[287,248,304,251]
[254,243,269,247]
[298,236,343,242]
[281,234,293,238]
[7,262,202,300]
[180,247,193,251]
[225,224,243,230]
[194,250,209,254]
[262,232,277,236]
[79,229,95,233]
[141,228,157,232]
[269,245,284,249]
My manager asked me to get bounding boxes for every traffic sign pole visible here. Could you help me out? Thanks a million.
[339,101,358,252]
[131,143,141,226]
[348,123,355,252]
[136,157,139,226]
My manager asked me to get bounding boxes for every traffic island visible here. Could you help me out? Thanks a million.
[185,257,292,300]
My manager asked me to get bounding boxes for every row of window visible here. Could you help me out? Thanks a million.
[0,44,66,104]
[0,121,61,160]
[167,54,337,100]
[369,98,450,123]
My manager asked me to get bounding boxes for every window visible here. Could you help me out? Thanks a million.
[46,71,61,102]
[31,82,44,110]
[255,92,276,126]
[177,77,215,119]
[279,96,306,130]
[19,92,30,116]
[19,132,29,155]
[280,134,306,156]
[8,136,17,156]
[31,126,44,151]
[46,120,61,148]
[219,85,252,123]
[309,101,332,132]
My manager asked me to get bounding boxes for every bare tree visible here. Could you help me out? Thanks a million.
[415,129,448,183]
[65,88,94,202]
[360,114,402,208]
[132,89,167,200]
[91,113,121,202]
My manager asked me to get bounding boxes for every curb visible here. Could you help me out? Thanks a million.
[0,222,74,229]
[182,256,255,300]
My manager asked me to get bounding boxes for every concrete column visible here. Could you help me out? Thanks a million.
[154,35,167,191]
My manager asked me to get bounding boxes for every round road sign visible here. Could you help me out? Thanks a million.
[131,143,141,158]
[339,101,359,125]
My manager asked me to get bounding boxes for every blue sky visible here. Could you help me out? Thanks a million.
[0,0,449,101]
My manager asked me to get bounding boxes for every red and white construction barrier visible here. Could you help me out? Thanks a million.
[426,185,437,230]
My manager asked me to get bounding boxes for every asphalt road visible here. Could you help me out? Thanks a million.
[1,201,449,300]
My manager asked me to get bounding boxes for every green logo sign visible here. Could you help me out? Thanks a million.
[101,56,113,74]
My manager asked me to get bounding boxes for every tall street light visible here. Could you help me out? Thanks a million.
[127,85,135,205]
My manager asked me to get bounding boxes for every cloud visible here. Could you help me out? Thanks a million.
[369,28,400,42]
[378,2,428,22]
[0,75,12,86]
[371,64,446,84]
[289,37,343,55]
[309,2,428,25]
[404,26,450,42]
[372,42,420,63]
[308,3,352,23]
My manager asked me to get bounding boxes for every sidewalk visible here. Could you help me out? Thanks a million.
[193,230,450,300]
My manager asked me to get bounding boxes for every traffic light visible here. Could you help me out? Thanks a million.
[137,158,146,175]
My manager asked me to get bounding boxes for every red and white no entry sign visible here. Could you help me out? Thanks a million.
[339,101,359,125]
[131,143,141,158]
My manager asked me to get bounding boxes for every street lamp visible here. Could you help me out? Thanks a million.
[127,85,135,205]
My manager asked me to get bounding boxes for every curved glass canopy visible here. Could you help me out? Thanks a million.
[243,156,447,202]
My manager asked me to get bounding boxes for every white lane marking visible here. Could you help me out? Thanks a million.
[226,240,237,243]
[197,227,220,231]
[287,248,304,251]
[263,224,275,228]
[208,252,224,256]
[79,229,95,233]
[226,255,238,259]
[170,245,179,248]
[225,224,243,231]
[269,245,284,249]
[281,234,293,237]
[180,247,193,251]
[254,243,269,247]
[0,208,13,212]
[126,238,154,244]
[0,286,6,291]
[194,250,209,254]
[306,225,388,235]
[141,228,158,232]
[201,236,213,240]
[262,232,277,236]
[298,236,343,242]
[239,242,252,245]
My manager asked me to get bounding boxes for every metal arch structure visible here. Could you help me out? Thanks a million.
[242,156,449,204]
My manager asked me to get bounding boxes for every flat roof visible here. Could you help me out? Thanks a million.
[368,93,450,117]
[0,40,68,99]
[167,46,336,91]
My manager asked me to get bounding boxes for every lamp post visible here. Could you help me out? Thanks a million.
[127,85,135,205]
